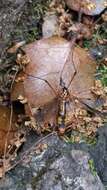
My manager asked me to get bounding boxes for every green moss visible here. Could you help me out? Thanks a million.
[83,40,91,49]
[88,159,97,176]
[83,135,97,145]
[31,168,47,189]
[62,135,75,143]
[98,65,107,87]
[63,131,97,145]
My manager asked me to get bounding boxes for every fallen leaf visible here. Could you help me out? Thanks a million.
[11,36,97,130]
[0,106,17,157]
[7,41,25,53]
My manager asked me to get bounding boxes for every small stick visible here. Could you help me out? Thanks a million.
[2,69,18,177]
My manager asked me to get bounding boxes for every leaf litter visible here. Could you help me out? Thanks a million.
[0,0,107,177]
[0,105,26,178]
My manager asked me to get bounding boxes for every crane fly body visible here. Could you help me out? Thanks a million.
[57,86,69,134]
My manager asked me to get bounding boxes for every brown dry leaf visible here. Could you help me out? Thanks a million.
[65,0,105,15]
[91,80,105,97]
[0,106,24,177]
[0,106,17,157]
[35,143,48,154]
[0,167,3,178]
[102,11,107,22]
[0,130,26,178]
[9,132,26,150]
[11,36,96,130]
[58,11,72,36]
[18,95,28,104]
[74,136,81,142]
[104,57,107,66]
[103,99,107,109]
[7,41,25,53]
[67,102,104,137]
[69,23,93,40]
[16,54,30,65]
[0,159,11,178]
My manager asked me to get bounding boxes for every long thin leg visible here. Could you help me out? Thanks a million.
[59,3,83,91]
[68,92,106,117]
[24,71,57,96]
[67,49,77,90]
[66,4,84,90]
[60,34,77,82]
[59,43,77,93]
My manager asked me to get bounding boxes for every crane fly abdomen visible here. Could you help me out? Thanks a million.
[58,98,67,134]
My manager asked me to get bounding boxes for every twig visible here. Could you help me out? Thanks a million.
[2,69,19,177]
[3,104,13,178]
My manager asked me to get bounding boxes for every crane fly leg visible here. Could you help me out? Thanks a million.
[59,34,78,89]
[68,92,106,117]
[58,47,78,134]
[24,71,57,96]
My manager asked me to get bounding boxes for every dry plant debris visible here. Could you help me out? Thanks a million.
[0,131,26,178]
[7,41,26,54]
[0,105,17,157]
[0,105,26,178]
[47,0,95,40]
[48,0,73,37]
[65,0,107,15]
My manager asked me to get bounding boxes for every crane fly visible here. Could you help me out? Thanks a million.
[18,35,103,135]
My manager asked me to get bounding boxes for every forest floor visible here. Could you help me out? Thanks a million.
[0,0,107,189]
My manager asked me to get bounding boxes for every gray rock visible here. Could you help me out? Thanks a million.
[0,0,26,7]
[0,133,105,190]
[90,45,107,60]
[35,150,104,190]
[42,13,59,38]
